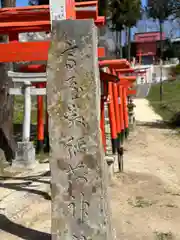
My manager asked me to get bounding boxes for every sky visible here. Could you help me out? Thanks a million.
[16,0,28,6]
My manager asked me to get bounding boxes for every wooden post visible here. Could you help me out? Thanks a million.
[36,83,44,153]
[47,19,114,240]
[44,97,50,153]
[118,84,125,142]
[122,87,129,138]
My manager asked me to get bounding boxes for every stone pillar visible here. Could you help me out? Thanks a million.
[13,81,35,168]
[22,81,31,142]
[47,20,114,240]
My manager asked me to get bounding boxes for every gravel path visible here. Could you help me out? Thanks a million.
[134,98,162,123]
[0,164,51,240]
[110,99,180,240]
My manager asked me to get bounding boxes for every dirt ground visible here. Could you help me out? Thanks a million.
[110,99,180,240]
[1,99,180,239]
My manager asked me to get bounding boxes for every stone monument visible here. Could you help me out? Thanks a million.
[47,19,114,240]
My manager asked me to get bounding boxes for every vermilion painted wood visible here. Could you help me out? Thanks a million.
[0,18,104,34]
[0,21,49,28]
[98,47,105,58]
[37,85,44,142]
[19,65,47,72]
[116,68,134,73]
[118,84,124,132]
[0,10,49,22]
[9,32,19,41]
[94,16,105,26]
[0,21,50,34]
[120,76,136,82]
[0,42,49,62]
[0,26,50,34]
[100,71,119,83]
[99,59,130,69]
[75,1,97,7]
[66,0,75,19]
[76,10,97,20]
[122,87,129,129]
[0,1,99,22]
[0,41,105,62]
[76,1,98,19]
[127,89,136,95]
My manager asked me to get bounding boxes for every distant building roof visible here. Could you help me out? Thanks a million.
[135,31,161,35]
[134,31,165,42]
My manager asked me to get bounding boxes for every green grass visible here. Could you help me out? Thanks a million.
[13,96,46,124]
[147,80,180,126]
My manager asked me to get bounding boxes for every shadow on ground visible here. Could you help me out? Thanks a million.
[0,171,51,200]
[0,214,50,240]
[0,171,50,183]
[136,120,173,130]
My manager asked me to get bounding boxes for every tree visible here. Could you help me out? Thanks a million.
[123,0,141,61]
[146,0,180,101]
[0,0,16,165]
[109,0,141,60]
[109,0,125,58]
[1,0,15,7]
[98,0,109,16]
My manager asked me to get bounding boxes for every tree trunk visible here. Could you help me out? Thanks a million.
[0,0,17,164]
[1,0,16,7]
[127,27,131,62]
[0,63,16,163]
[159,20,163,102]
[125,27,128,59]
[116,30,119,57]
[119,30,123,58]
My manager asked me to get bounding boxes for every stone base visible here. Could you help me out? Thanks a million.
[113,155,120,173]
[13,141,36,168]
[105,156,114,181]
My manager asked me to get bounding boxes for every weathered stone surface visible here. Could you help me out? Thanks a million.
[0,63,16,163]
[47,20,114,240]
[13,141,36,168]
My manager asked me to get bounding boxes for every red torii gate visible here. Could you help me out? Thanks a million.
[99,60,136,165]
[0,0,106,152]
[0,0,136,168]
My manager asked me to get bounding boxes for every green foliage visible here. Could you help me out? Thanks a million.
[171,64,180,77]
[109,0,141,29]
[147,0,179,101]
[147,80,180,127]
[98,0,109,16]
[1,0,16,7]
[147,0,180,22]
[109,0,141,59]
